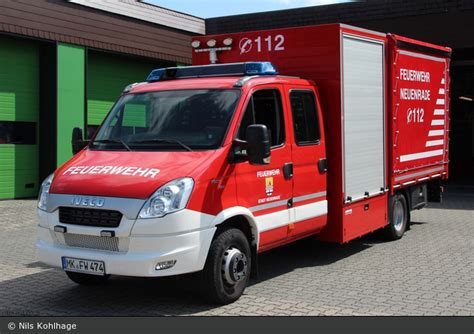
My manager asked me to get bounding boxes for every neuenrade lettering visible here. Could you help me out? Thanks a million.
[63,166,160,178]
[399,67,431,101]
[399,88,431,101]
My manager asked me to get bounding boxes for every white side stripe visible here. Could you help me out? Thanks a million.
[429,130,444,137]
[400,150,444,162]
[249,199,288,213]
[255,200,328,232]
[256,210,291,232]
[426,139,444,147]
[434,109,445,115]
[294,200,328,223]
[438,88,445,95]
[436,99,445,105]
[431,119,445,126]
[249,191,326,213]
[441,78,445,84]
[394,166,445,182]
[293,191,326,203]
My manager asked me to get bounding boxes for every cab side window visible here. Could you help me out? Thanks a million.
[290,90,321,145]
[238,89,285,147]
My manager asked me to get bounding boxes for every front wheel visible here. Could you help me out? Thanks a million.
[200,228,251,304]
[383,193,408,240]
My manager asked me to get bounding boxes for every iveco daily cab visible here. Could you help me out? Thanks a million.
[36,24,451,304]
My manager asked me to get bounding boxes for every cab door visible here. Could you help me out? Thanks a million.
[284,86,327,239]
[233,86,293,251]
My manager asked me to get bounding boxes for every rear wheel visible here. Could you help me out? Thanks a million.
[383,193,408,240]
[200,227,251,304]
[65,271,110,285]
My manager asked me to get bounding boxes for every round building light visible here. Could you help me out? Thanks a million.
[206,39,217,47]
[223,38,233,46]
[191,40,201,48]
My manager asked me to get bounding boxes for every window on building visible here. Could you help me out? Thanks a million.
[290,90,320,145]
[238,89,285,147]
[0,121,36,144]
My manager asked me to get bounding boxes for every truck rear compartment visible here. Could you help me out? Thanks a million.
[388,34,451,189]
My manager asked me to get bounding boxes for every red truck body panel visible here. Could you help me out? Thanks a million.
[388,34,451,190]
[193,24,451,243]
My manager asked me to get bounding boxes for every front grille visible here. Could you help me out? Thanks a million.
[63,233,120,252]
[59,207,122,228]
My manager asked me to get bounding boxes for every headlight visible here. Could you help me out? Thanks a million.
[139,178,194,219]
[38,173,54,211]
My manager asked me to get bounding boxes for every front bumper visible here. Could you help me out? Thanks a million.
[36,225,216,277]
[36,198,217,277]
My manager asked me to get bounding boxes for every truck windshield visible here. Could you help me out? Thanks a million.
[90,89,241,151]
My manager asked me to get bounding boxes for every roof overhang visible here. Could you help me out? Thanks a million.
[67,0,205,34]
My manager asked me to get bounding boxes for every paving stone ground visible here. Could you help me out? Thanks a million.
[0,191,472,316]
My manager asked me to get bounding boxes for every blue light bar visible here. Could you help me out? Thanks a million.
[146,62,278,82]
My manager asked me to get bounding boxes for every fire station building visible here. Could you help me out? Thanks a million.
[0,0,473,199]
[0,0,203,199]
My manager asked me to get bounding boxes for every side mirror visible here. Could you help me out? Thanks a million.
[246,124,271,165]
[71,127,88,155]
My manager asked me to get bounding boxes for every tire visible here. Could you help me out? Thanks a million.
[200,227,251,304]
[383,193,408,240]
[65,271,110,286]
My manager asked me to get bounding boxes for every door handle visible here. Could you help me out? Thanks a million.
[283,162,293,180]
[318,158,327,173]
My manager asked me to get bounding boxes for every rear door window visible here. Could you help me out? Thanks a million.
[289,90,320,145]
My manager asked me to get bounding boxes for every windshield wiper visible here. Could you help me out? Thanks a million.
[130,138,193,152]
[92,139,132,152]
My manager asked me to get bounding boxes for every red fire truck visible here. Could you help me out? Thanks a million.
[36,24,451,304]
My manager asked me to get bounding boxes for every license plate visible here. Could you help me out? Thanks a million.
[62,257,105,276]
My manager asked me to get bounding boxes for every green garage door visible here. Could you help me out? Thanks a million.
[87,51,171,135]
[0,36,39,199]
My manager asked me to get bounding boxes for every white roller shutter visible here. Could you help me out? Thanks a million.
[342,35,385,201]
